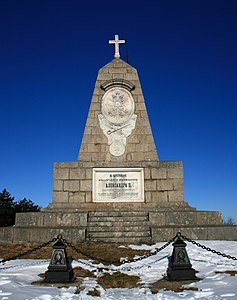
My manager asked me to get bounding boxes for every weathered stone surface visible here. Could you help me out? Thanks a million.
[69,192,85,203]
[53,191,69,203]
[156,179,173,191]
[149,212,166,226]
[64,180,80,192]
[151,191,168,202]
[53,180,63,191]
[80,180,92,192]
[54,168,69,180]
[16,212,88,227]
[78,58,158,163]
[168,190,184,202]
[145,180,157,191]
[1,56,233,244]
[151,168,167,179]
[167,168,183,179]
[70,168,86,179]
[0,227,13,242]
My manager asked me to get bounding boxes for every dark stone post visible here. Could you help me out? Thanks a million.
[166,234,197,281]
[45,235,75,283]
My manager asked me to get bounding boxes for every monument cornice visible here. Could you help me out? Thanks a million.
[100,78,135,92]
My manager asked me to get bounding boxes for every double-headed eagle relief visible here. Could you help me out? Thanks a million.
[98,87,137,156]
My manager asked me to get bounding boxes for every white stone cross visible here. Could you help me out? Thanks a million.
[109,34,125,58]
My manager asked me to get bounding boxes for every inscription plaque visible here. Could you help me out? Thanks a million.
[93,168,144,202]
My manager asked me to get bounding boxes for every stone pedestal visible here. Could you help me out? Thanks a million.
[1,56,236,243]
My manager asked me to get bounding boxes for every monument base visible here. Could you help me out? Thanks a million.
[1,206,237,243]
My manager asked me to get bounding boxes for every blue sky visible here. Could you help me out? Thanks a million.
[0,0,236,220]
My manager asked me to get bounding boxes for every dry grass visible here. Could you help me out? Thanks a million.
[150,278,198,294]
[0,242,149,264]
[73,266,96,278]
[98,272,140,289]
[215,270,237,276]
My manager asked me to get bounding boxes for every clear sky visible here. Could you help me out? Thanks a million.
[0,0,236,220]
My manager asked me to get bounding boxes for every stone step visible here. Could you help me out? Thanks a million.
[89,211,148,217]
[87,221,149,227]
[87,225,150,232]
[87,231,151,238]
[87,236,152,243]
[88,216,148,222]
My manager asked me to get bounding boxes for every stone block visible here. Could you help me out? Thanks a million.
[167,168,183,179]
[166,212,197,226]
[69,192,86,203]
[151,168,167,179]
[56,213,74,226]
[79,152,92,161]
[207,226,237,240]
[13,227,30,243]
[128,135,140,143]
[85,168,92,179]
[88,144,101,153]
[149,212,166,226]
[145,180,156,191]
[131,152,145,161]
[168,190,184,202]
[0,227,13,242]
[54,168,69,180]
[151,191,168,202]
[53,180,63,191]
[86,191,92,202]
[70,168,86,179]
[151,227,174,242]
[72,213,88,226]
[135,143,149,152]
[157,179,173,191]
[43,213,57,226]
[172,179,184,191]
[53,191,69,203]
[54,162,78,168]
[174,227,208,240]
[80,180,92,192]
[196,211,222,225]
[145,191,152,202]
[144,167,151,179]
[64,180,79,192]
[15,212,43,227]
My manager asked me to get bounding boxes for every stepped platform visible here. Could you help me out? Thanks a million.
[1,206,237,243]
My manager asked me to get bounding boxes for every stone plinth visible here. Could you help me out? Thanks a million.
[51,160,184,208]
[1,55,236,244]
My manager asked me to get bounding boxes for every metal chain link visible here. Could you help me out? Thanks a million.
[0,259,49,271]
[179,232,237,261]
[63,234,177,268]
[0,237,57,264]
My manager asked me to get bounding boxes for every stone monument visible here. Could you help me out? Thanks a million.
[1,35,236,243]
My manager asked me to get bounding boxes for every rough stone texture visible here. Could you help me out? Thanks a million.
[1,58,236,244]
[15,211,88,227]
[77,58,158,163]
[51,160,184,208]
[151,226,237,242]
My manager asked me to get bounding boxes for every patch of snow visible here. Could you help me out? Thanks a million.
[0,241,237,299]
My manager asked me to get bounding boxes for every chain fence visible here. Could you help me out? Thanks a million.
[0,237,56,264]
[179,232,237,261]
[0,232,237,272]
